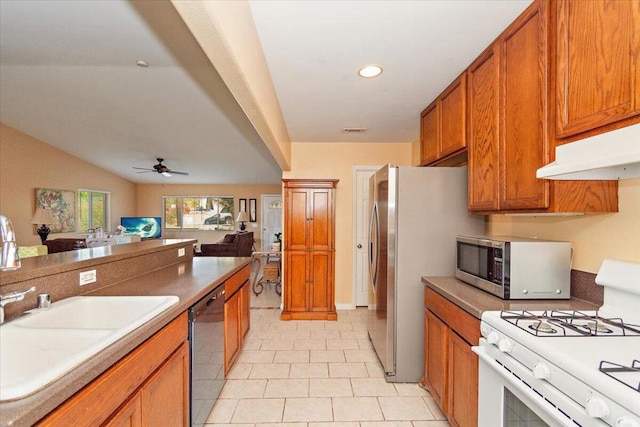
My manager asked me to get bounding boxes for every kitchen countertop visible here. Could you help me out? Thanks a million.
[0,256,251,427]
[0,239,195,286]
[422,276,599,319]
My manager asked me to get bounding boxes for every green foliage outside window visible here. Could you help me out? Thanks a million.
[78,190,109,232]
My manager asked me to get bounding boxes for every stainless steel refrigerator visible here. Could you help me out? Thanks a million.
[367,165,484,383]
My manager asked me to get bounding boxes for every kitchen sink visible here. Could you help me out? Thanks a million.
[14,296,179,330]
[0,295,179,401]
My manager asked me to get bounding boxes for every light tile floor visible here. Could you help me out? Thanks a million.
[204,308,450,426]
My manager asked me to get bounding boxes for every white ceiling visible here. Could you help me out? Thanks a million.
[250,0,532,143]
[0,0,532,184]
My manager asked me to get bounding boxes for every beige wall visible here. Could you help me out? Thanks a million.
[283,141,413,306]
[0,124,137,246]
[489,178,640,273]
[411,137,421,166]
[136,183,281,246]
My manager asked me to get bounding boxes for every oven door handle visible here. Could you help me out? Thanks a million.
[472,343,609,427]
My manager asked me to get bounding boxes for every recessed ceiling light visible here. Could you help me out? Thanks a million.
[358,65,383,78]
[136,60,149,68]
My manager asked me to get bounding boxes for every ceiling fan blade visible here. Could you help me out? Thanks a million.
[169,171,189,176]
[135,170,153,174]
[133,167,154,171]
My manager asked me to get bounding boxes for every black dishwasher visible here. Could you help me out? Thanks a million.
[188,283,225,427]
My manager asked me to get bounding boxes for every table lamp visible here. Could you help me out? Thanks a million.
[30,208,55,244]
[236,211,249,231]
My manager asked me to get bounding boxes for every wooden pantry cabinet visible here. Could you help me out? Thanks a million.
[281,179,338,321]
[224,264,251,374]
[554,0,640,139]
[423,288,480,427]
[38,314,189,427]
[467,0,617,214]
[420,74,468,166]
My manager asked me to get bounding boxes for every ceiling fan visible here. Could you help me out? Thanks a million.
[133,158,189,177]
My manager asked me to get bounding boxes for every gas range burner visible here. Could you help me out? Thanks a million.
[578,320,614,334]
[500,310,640,337]
[527,321,557,334]
[599,359,640,393]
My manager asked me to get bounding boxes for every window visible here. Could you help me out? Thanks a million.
[78,190,110,232]
[163,196,235,231]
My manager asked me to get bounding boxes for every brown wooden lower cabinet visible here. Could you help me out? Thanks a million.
[281,250,336,320]
[424,288,480,427]
[224,266,251,374]
[448,330,478,427]
[424,310,449,413]
[37,313,189,426]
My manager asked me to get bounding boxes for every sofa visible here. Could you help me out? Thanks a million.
[44,238,86,254]
[199,232,254,257]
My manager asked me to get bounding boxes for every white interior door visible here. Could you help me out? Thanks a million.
[261,194,282,248]
[353,166,380,306]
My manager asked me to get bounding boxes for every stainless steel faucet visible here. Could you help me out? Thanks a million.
[1,214,21,270]
[0,286,35,324]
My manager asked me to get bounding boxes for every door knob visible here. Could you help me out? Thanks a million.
[357,244,362,248]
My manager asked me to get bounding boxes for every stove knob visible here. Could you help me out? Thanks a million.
[532,363,550,380]
[498,338,513,353]
[487,331,500,345]
[586,396,610,419]
[617,417,640,427]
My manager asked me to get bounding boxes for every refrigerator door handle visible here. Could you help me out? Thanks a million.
[369,202,379,292]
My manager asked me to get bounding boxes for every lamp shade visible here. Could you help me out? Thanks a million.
[30,208,55,225]
[236,211,249,222]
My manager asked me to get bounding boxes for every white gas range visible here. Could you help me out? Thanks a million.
[473,259,640,427]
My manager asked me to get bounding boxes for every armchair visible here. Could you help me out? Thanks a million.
[200,232,254,257]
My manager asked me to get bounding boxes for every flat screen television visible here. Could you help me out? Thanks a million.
[120,217,162,239]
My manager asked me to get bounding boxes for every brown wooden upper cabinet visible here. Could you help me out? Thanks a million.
[468,1,548,212]
[282,179,338,321]
[284,180,335,252]
[420,74,467,166]
[467,45,500,212]
[555,0,640,139]
[466,0,618,214]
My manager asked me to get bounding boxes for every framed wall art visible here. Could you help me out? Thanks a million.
[35,188,76,233]
[239,198,247,213]
[249,198,257,222]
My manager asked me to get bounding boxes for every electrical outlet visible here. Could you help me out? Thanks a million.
[178,248,185,257]
[79,269,97,286]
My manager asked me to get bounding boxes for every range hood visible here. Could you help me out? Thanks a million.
[536,124,640,180]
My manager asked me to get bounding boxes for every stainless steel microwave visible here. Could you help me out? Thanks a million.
[455,235,571,300]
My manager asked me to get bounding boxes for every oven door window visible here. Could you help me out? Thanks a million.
[504,388,549,426]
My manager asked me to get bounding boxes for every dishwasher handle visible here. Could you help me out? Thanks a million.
[206,294,217,307]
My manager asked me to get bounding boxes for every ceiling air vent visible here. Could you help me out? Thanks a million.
[341,128,368,134]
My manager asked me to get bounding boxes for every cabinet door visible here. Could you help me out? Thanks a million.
[440,74,467,158]
[224,294,241,374]
[285,250,309,313]
[309,188,334,251]
[286,188,310,251]
[556,0,640,138]
[447,331,478,427]
[500,0,550,210]
[309,251,333,313]
[241,281,250,339]
[141,341,189,427]
[467,45,501,211]
[420,103,439,165]
[424,310,448,414]
[104,394,142,427]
